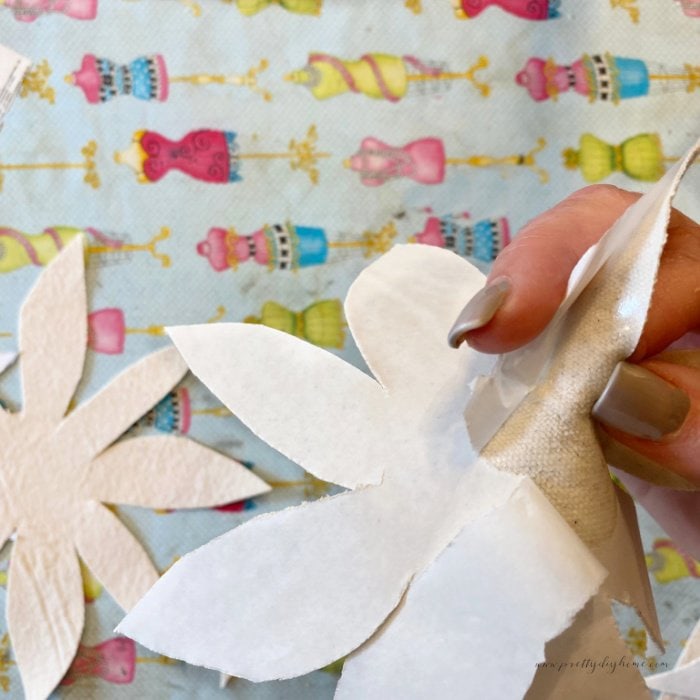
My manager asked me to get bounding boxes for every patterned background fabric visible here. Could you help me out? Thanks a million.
[0,0,698,696]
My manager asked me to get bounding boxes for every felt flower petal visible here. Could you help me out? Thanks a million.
[57,347,187,464]
[7,534,84,700]
[72,502,159,611]
[19,238,86,422]
[83,435,270,509]
[168,324,386,489]
[118,488,417,681]
[336,479,605,700]
[345,245,488,400]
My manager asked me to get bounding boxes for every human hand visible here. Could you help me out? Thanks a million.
[448,185,700,488]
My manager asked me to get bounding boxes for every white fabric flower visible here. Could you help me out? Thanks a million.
[119,243,608,699]
[0,238,269,700]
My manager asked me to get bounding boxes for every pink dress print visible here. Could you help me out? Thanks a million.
[348,137,446,187]
[516,57,591,101]
[459,0,558,19]
[61,638,136,686]
[139,130,241,184]
[4,0,97,21]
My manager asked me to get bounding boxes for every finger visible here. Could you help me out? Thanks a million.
[593,358,700,488]
[449,185,640,353]
[449,186,700,358]
[629,208,700,362]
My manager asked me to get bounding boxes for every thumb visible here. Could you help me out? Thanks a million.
[593,354,700,488]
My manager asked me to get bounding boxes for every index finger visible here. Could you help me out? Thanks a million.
[450,185,700,360]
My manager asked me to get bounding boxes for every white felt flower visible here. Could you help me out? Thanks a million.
[118,243,610,699]
[0,239,269,700]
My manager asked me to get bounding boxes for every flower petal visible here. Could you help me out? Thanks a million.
[345,245,487,400]
[82,435,270,509]
[72,501,158,611]
[336,478,605,700]
[19,237,87,421]
[7,533,84,700]
[168,324,386,489]
[57,347,187,464]
[118,488,415,681]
